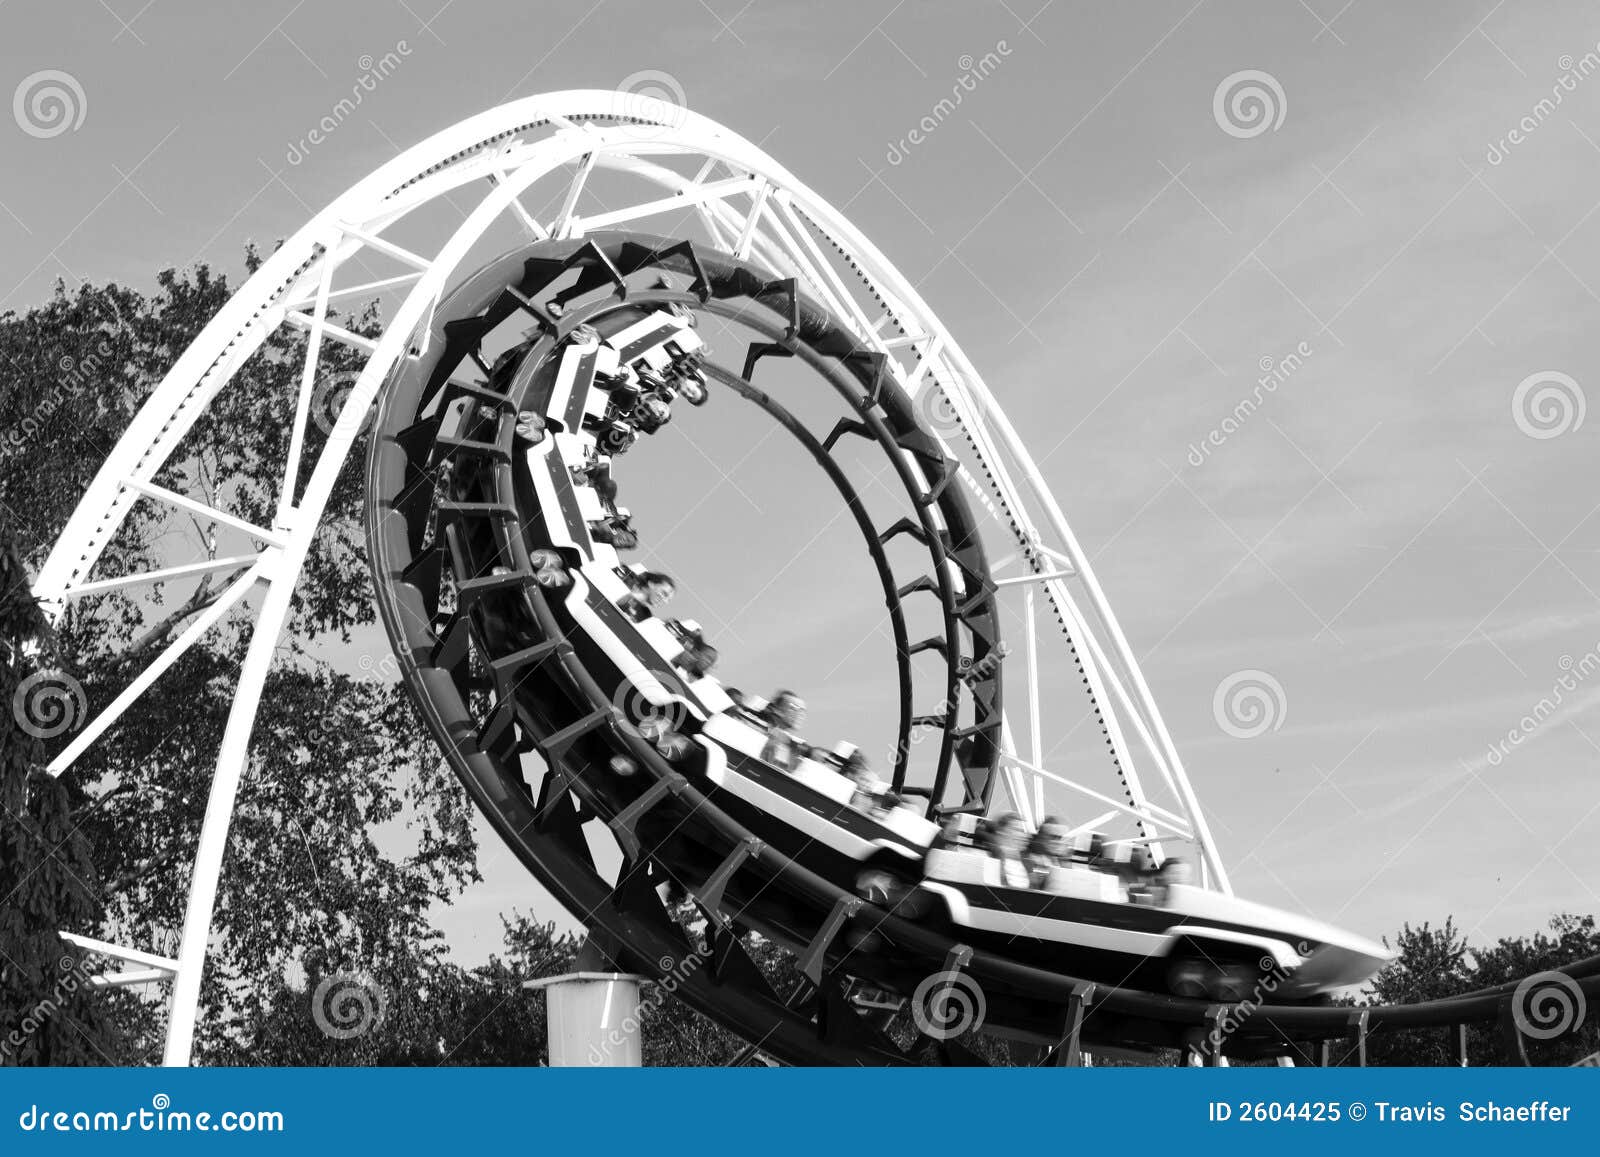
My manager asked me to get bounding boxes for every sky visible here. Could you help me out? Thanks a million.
[3,0,1600,968]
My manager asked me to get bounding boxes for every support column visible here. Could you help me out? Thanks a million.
[525,972,652,1066]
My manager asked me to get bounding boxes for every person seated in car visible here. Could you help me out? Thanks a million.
[618,569,675,621]
[841,747,884,811]
[758,690,805,771]
[632,391,673,435]
[1150,857,1193,906]
[579,454,619,511]
[1082,831,1109,868]
[1025,815,1072,886]
[672,620,718,679]
[981,813,1031,888]
[590,506,638,550]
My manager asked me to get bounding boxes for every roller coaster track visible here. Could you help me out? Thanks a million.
[28,91,1596,1066]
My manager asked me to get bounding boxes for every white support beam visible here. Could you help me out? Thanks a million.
[553,151,599,240]
[280,245,336,523]
[120,478,284,547]
[994,568,1078,588]
[58,932,178,973]
[47,562,264,776]
[282,271,424,313]
[284,311,378,354]
[900,334,944,393]
[92,968,173,989]
[733,180,771,259]
[1026,585,1043,818]
[68,554,261,598]
[333,221,433,270]
[1064,810,1120,838]
[999,749,1194,838]
[487,146,551,240]
[770,193,876,340]
[573,176,762,233]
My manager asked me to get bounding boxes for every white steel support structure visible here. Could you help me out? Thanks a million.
[31,91,1229,1067]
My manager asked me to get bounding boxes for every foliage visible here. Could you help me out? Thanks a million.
[0,266,477,1063]
[0,512,123,1064]
[1355,914,1600,1066]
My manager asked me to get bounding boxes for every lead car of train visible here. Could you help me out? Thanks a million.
[488,305,1392,1004]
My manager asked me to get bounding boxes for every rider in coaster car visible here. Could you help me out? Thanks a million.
[758,691,806,771]
[671,620,718,679]
[981,813,1031,888]
[1025,816,1071,886]
[591,506,639,550]
[618,569,675,621]
[840,746,886,812]
[1148,857,1192,907]
[632,392,673,435]
[664,352,708,405]
[574,454,619,510]
[600,369,642,413]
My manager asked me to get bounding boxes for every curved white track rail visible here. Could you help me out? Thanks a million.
[32,91,1228,1066]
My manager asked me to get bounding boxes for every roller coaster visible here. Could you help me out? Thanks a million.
[30,91,1599,1066]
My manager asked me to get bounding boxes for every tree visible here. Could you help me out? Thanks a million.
[0,512,122,1064]
[1357,915,1598,1065]
[0,265,478,1063]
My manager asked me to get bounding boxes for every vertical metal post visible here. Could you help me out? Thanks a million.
[525,972,651,1066]
[1025,585,1043,819]
[1052,982,1093,1066]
